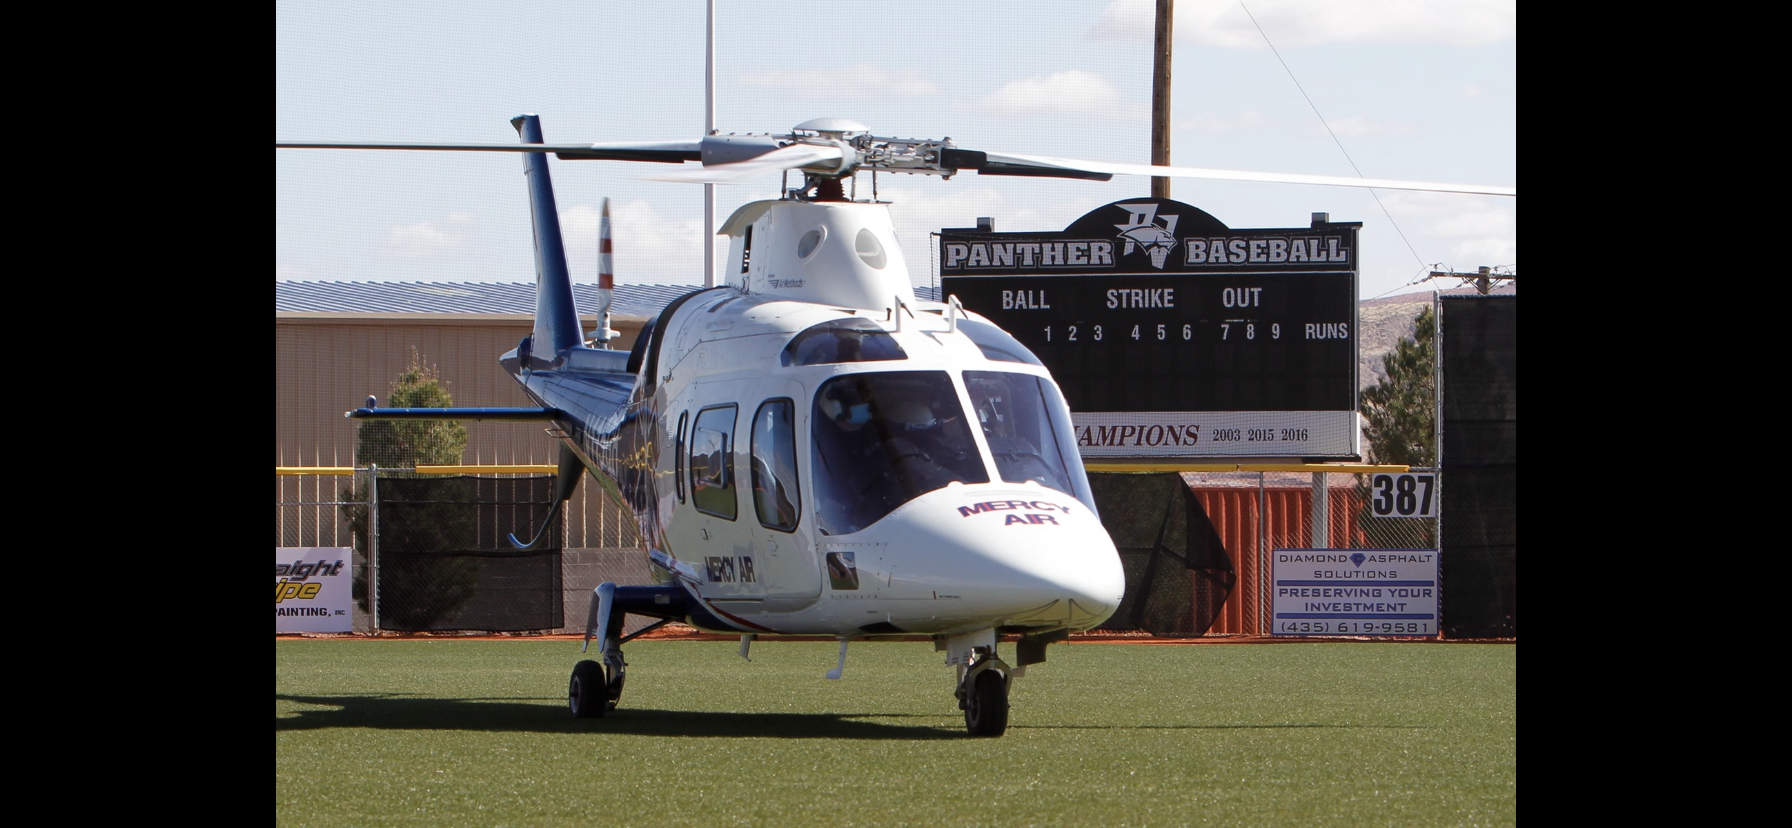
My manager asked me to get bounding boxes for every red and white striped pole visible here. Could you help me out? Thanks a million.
[593,197,618,345]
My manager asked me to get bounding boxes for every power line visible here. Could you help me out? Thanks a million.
[1236,0,1424,270]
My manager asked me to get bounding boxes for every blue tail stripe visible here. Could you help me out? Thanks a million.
[511,114,584,356]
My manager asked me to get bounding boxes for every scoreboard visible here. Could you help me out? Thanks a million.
[941,199,1360,460]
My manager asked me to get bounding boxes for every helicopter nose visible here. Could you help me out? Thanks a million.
[875,488,1127,628]
[965,527,1127,627]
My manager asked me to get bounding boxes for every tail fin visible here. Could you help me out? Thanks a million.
[511,114,583,357]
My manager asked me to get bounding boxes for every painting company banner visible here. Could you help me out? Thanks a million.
[275,547,353,633]
[1271,548,1438,636]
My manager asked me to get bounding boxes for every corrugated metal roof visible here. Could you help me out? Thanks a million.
[276,281,944,315]
[274,281,703,317]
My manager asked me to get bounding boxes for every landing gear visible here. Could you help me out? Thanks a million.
[571,581,634,719]
[568,648,626,719]
[569,659,607,718]
[956,646,1011,737]
[963,668,1010,737]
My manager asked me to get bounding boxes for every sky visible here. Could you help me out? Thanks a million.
[275,0,1515,300]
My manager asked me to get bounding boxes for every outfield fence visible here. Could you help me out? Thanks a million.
[278,466,1452,637]
[1180,470,1436,636]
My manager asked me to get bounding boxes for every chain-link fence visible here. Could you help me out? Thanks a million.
[280,467,1459,637]
[276,469,648,634]
[1089,469,1438,636]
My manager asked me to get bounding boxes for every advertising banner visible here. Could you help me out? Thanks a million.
[275,547,354,633]
[1271,548,1437,636]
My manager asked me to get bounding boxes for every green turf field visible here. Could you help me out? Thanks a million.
[276,639,1514,827]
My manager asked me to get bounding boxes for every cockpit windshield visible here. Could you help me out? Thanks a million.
[963,371,1078,497]
[811,371,988,534]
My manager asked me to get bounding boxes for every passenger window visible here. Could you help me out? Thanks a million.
[690,405,738,519]
[675,411,688,503]
[750,399,801,532]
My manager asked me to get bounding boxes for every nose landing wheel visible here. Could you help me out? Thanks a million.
[957,647,1011,737]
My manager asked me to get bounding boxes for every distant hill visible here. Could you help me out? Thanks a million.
[1357,285,1515,390]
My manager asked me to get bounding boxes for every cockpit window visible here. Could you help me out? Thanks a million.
[963,371,1076,496]
[811,371,988,534]
[781,317,907,367]
[958,318,1044,366]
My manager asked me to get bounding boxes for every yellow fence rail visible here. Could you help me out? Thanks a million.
[276,465,558,475]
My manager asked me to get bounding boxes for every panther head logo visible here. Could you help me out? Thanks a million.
[1113,202,1180,269]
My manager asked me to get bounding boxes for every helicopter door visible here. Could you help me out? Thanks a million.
[746,385,821,611]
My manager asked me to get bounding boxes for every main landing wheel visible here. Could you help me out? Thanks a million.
[569,660,607,719]
[963,668,1010,737]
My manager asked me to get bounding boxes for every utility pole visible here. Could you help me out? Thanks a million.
[1151,0,1172,200]
[1427,266,1515,295]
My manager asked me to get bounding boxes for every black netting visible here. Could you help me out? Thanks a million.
[1090,473,1234,635]
[373,475,563,632]
[1439,296,1516,638]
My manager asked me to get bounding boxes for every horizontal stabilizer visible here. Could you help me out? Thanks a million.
[346,407,558,420]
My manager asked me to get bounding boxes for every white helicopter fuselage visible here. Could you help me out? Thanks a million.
[639,280,1124,639]
[568,199,1122,641]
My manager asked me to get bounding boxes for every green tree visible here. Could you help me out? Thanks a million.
[1355,305,1437,548]
[1361,305,1435,467]
[355,347,469,469]
[343,348,478,629]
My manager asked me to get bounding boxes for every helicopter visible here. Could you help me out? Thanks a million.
[278,115,1514,736]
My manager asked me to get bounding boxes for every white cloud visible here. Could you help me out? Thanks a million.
[1086,0,1154,43]
[1382,191,1515,271]
[972,71,1147,120]
[741,63,941,98]
[1430,206,1514,239]
[1090,0,1516,49]
[381,212,473,259]
[560,200,706,283]
[1446,236,1516,267]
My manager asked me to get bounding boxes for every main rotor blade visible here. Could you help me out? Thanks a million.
[275,140,701,163]
[979,151,1516,196]
[647,143,847,183]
